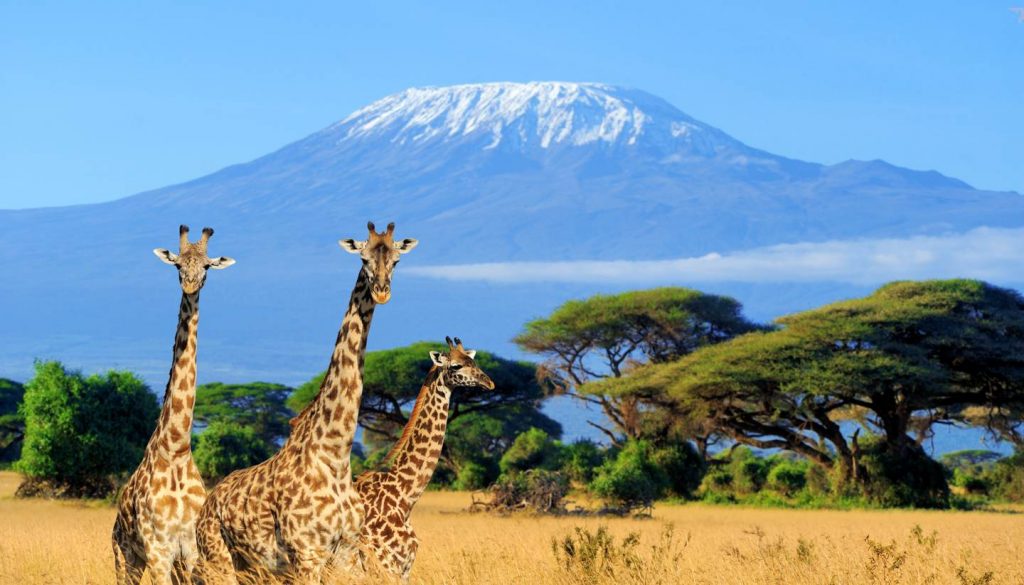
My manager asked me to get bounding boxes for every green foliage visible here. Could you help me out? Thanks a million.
[986,451,1024,502]
[0,378,25,465]
[499,427,563,475]
[16,361,158,496]
[649,440,705,498]
[589,440,670,511]
[194,382,294,446]
[289,342,559,488]
[559,440,607,484]
[856,436,949,508]
[766,460,809,496]
[454,461,491,490]
[516,287,762,439]
[193,421,274,483]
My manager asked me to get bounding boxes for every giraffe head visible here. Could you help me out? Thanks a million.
[429,337,496,390]
[339,221,418,304]
[153,225,236,293]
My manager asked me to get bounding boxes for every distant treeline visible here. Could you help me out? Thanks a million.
[3,279,1023,509]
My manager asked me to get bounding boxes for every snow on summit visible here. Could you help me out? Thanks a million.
[331,82,741,154]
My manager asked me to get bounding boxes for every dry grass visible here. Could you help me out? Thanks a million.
[0,471,1022,585]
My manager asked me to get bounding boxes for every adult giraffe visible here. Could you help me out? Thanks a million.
[112,225,235,585]
[194,222,417,584]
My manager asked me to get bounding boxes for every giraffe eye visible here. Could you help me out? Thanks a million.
[450,364,462,371]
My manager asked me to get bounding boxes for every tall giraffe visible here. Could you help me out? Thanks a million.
[112,225,235,585]
[347,337,494,582]
[194,222,417,584]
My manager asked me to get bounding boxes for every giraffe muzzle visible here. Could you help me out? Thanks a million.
[372,284,392,304]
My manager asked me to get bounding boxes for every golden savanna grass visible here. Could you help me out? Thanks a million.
[0,471,1021,585]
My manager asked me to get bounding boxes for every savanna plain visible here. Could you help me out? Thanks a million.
[0,473,1021,585]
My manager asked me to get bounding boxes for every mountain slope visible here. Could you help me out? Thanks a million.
[1,82,1021,445]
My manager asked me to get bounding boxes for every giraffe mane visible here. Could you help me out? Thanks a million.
[382,366,441,466]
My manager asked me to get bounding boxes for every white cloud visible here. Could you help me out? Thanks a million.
[406,226,1024,285]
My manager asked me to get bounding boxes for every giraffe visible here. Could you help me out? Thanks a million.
[194,221,417,584]
[112,225,235,585]
[346,337,494,582]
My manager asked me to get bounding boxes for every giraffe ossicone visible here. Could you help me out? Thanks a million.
[112,224,234,585]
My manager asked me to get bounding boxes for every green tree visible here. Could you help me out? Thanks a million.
[595,280,1024,502]
[16,361,158,497]
[194,382,294,446]
[193,421,274,484]
[515,287,761,443]
[0,378,25,465]
[289,342,560,483]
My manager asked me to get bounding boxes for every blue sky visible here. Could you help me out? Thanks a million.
[1,0,1022,209]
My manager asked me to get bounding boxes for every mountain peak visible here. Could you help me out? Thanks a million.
[326,81,743,155]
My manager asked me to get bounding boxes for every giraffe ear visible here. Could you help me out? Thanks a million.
[153,248,178,265]
[394,238,418,254]
[208,256,236,270]
[339,239,366,254]
[429,351,448,367]
[464,350,477,360]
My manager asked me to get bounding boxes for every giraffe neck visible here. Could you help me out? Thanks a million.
[147,291,200,460]
[382,368,451,515]
[299,267,376,472]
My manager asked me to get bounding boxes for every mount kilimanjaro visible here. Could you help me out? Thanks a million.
[2,82,1021,444]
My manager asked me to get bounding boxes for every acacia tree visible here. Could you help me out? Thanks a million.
[288,341,559,478]
[194,382,294,446]
[514,287,762,443]
[594,280,1024,487]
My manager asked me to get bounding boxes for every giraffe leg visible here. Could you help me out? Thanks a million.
[145,552,176,585]
[194,513,238,585]
[112,520,145,585]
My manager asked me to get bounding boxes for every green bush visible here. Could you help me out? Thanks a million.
[559,440,606,484]
[650,441,705,498]
[766,460,809,496]
[987,452,1024,502]
[455,461,492,491]
[499,427,563,475]
[193,421,274,483]
[0,378,25,465]
[856,437,949,508]
[589,440,669,511]
[16,361,158,497]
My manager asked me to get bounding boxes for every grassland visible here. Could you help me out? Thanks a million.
[0,471,1021,585]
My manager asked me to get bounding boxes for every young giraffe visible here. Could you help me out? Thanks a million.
[194,222,417,584]
[112,225,235,585]
[347,337,494,582]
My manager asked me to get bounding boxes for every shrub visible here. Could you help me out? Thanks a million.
[560,439,606,484]
[16,361,158,498]
[766,460,808,496]
[650,441,705,498]
[856,437,949,508]
[589,440,669,512]
[475,469,569,514]
[987,452,1024,502]
[455,461,492,491]
[193,421,274,483]
[499,427,563,475]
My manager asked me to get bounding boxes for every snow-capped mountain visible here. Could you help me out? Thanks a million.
[1,83,1021,442]
[333,82,744,155]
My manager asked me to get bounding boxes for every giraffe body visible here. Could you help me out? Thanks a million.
[112,226,234,585]
[194,222,416,584]
[349,338,494,582]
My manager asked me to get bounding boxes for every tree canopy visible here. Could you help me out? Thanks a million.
[592,280,1024,492]
[288,341,552,442]
[16,361,159,496]
[194,382,294,446]
[515,287,762,442]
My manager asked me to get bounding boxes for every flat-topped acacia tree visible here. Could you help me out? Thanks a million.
[514,287,763,445]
